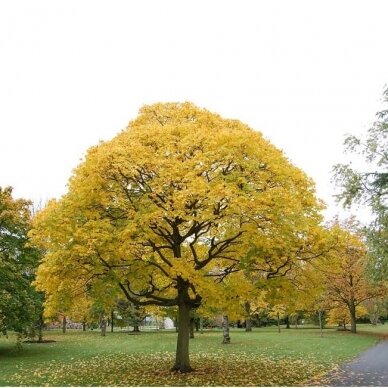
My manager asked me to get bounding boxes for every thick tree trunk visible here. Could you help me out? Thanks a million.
[349,300,357,333]
[222,315,231,344]
[62,315,66,334]
[171,302,192,372]
[133,324,140,332]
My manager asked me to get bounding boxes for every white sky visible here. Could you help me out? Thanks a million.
[1,0,387,222]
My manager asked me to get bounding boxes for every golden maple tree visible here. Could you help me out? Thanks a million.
[319,219,387,333]
[31,102,325,372]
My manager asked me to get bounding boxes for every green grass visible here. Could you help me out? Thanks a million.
[0,324,386,386]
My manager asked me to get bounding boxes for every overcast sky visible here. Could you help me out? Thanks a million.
[1,0,387,222]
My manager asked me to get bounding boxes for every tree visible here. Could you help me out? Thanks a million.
[319,219,386,333]
[116,299,147,332]
[31,102,324,372]
[0,187,43,338]
[363,297,388,325]
[333,86,388,280]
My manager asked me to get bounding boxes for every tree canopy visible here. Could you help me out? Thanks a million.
[31,102,325,371]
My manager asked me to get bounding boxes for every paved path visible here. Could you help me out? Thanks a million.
[319,340,388,386]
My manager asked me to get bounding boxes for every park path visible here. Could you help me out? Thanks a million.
[313,339,388,386]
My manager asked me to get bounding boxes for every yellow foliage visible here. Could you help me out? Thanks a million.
[30,102,325,323]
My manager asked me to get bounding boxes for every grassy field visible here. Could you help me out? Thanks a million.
[0,324,386,386]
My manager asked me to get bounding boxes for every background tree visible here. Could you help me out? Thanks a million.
[116,299,147,332]
[319,219,386,333]
[363,297,388,325]
[334,86,388,281]
[31,102,324,372]
[327,305,368,330]
[0,186,43,339]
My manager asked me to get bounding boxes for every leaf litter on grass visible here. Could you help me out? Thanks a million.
[6,351,335,386]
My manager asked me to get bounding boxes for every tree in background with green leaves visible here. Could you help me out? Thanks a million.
[0,186,43,340]
[334,86,388,281]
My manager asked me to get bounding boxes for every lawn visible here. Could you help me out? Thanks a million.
[0,325,386,386]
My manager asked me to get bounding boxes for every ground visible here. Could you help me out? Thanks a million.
[0,325,386,386]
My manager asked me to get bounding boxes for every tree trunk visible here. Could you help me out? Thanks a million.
[277,312,281,333]
[244,302,252,332]
[100,315,107,336]
[318,310,323,338]
[38,327,43,342]
[82,321,86,331]
[349,300,357,333]
[190,317,194,339]
[62,315,66,334]
[37,313,44,342]
[222,315,231,344]
[133,323,140,332]
[195,318,200,332]
[171,301,192,372]
[285,315,290,329]
[111,310,114,333]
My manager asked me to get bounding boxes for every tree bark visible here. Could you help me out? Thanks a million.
[222,315,231,344]
[133,323,140,332]
[318,310,323,338]
[171,301,192,372]
[277,312,281,333]
[62,315,66,334]
[82,320,86,331]
[349,300,357,333]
